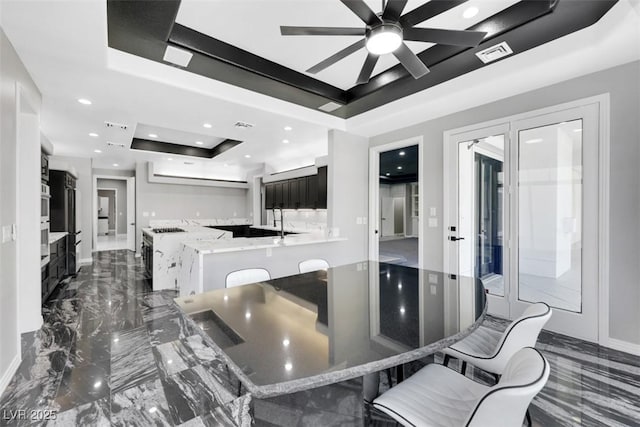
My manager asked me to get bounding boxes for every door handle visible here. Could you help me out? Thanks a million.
[374,230,379,234]
[449,236,465,241]
[130,223,135,226]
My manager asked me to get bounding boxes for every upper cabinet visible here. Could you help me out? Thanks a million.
[265,167,327,210]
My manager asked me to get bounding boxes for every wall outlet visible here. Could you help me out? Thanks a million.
[196,211,200,217]
[430,285,437,295]
[428,218,438,228]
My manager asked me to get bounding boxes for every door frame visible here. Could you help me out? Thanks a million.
[369,136,424,268]
[443,94,610,346]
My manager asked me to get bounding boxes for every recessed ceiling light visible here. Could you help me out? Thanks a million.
[284,362,293,371]
[113,163,119,167]
[282,139,289,144]
[149,133,158,138]
[463,6,479,19]
[77,98,92,105]
[167,158,173,161]
[94,149,102,153]
[244,154,251,158]
[525,138,543,144]
[284,126,292,131]
[89,132,99,137]
[399,151,405,156]
[203,123,212,128]
[385,173,390,176]
[397,166,403,170]
[195,141,204,145]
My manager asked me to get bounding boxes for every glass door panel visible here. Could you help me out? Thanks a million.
[517,119,583,313]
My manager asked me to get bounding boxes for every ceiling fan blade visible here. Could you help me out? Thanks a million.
[339,0,381,26]
[306,38,366,74]
[392,42,429,79]
[382,0,408,21]
[356,53,379,84]
[400,0,467,27]
[403,27,487,47]
[280,26,366,36]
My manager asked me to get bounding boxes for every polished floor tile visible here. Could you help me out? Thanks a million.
[1,250,638,426]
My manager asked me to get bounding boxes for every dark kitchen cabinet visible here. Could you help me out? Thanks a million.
[263,167,328,210]
[317,166,327,209]
[44,235,67,301]
[265,183,275,209]
[50,170,77,276]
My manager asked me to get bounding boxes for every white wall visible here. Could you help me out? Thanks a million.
[326,130,369,265]
[51,155,93,262]
[0,26,42,393]
[370,61,640,346]
[135,162,249,253]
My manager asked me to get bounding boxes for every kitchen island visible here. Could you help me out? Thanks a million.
[178,232,346,296]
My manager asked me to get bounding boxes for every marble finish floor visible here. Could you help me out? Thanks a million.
[96,234,128,252]
[1,250,639,426]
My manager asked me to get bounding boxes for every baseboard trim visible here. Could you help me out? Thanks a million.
[79,257,93,265]
[606,338,640,356]
[0,354,21,397]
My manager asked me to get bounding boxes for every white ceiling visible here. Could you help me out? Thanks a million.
[176,0,518,90]
[0,0,638,179]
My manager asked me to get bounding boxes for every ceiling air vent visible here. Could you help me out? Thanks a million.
[318,102,342,112]
[106,141,126,148]
[104,121,129,131]
[475,41,513,64]
[234,121,254,129]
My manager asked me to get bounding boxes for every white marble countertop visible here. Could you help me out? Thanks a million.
[49,232,68,244]
[183,234,346,255]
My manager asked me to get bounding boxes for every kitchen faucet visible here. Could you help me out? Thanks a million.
[273,207,285,240]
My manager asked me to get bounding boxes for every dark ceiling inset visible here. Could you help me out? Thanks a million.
[380,145,418,184]
[107,0,617,119]
[131,137,242,158]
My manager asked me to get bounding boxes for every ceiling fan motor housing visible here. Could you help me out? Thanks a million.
[365,21,403,55]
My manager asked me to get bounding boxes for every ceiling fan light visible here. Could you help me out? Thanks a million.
[366,24,403,55]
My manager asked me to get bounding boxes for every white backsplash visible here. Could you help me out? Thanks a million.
[265,209,327,231]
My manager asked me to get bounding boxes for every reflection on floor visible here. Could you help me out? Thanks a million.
[1,250,638,426]
[96,233,128,251]
[379,237,418,268]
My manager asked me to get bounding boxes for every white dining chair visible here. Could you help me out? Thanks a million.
[373,347,549,427]
[225,268,271,288]
[298,258,329,273]
[442,302,552,378]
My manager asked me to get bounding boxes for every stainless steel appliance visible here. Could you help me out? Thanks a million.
[41,183,50,222]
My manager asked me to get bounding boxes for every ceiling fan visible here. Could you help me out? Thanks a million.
[281,0,488,85]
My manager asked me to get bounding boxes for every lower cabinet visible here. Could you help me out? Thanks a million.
[43,235,68,301]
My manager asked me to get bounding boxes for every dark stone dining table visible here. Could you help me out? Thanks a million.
[174,261,486,399]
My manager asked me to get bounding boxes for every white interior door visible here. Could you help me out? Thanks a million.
[511,104,599,341]
[126,177,136,251]
[381,197,395,237]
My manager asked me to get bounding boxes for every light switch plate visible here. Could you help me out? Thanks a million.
[430,207,437,217]
[2,225,10,243]
[356,217,362,225]
[362,217,367,225]
[151,212,156,217]
[143,212,149,217]
[266,247,272,257]
[428,273,438,284]
[11,224,17,241]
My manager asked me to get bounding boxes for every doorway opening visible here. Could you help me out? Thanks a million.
[94,176,136,252]
[370,139,423,269]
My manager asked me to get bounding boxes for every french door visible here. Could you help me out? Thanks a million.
[446,103,601,341]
